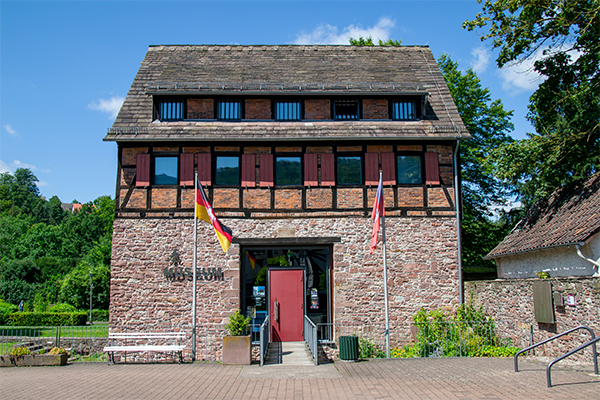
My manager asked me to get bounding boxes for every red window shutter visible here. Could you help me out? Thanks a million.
[242,154,256,187]
[365,153,379,186]
[381,153,396,185]
[320,153,335,186]
[260,154,273,187]
[179,153,194,187]
[304,154,318,186]
[197,153,212,186]
[425,152,440,185]
[136,153,150,187]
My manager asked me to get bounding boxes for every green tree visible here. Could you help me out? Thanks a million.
[465,0,600,204]
[349,36,402,46]
[438,55,516,268]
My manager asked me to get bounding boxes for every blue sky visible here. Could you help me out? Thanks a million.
[1,1,543,204]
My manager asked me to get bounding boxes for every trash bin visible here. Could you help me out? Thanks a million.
[339,335,359,361]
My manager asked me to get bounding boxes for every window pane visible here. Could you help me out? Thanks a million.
[392,101,416,120]
[275,101,301,121]
[337,156,362,185]
[397,155,421,184]
[154,157,178,185]
[334,100,359,120]
[216,156,239,185]
[218,100,241,120]
[159,101,184,121]
[276,157,301,185]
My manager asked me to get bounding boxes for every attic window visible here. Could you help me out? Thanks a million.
[217,100,242,121]
[159,100,184,121]
[334,100,359,120]
[275,101,301,121]
[392,100,417,120]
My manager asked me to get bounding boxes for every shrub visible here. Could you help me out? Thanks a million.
[224,310,251,336]
[8,311,88,326]
[48,303,77,313]
[0,299,18,325]
[91,309,109,321]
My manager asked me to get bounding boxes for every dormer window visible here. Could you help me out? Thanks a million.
[218,100,242,121]
[392,100,417,120]
[275,100,301,121]
[334,100,359,120]
[159,100,184,121]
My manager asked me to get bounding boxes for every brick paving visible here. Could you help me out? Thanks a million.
[1,358,599,399]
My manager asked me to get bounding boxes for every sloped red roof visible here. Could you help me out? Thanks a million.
[486,173,600,259]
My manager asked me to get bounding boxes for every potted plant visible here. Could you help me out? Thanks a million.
[222,310,252,365]
[0,346,68,367]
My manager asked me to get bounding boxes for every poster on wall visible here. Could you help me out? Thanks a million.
[310,288,319,309]
[253,286,265,308]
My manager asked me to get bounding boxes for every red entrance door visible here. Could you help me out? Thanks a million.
[269,269,304,342]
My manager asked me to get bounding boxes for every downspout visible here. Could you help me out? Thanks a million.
[454,141,464,303]
[575,243,600,277]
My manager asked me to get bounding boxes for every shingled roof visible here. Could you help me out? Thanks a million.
[104,45,469,143]
[486,173,600,259]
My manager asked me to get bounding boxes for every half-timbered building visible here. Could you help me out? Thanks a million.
[104,44,469,347]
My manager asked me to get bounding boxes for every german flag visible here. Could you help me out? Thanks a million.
[196,182,233,253]
[246,251,257,269]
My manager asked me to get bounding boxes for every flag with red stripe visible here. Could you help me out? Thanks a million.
[370,173,384,254]
[196,182,232,253]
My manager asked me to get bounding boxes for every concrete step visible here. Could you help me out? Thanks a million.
[264,341,315,366]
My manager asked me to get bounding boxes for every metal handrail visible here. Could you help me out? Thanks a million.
[547,335,600,387]
[304,316,318,366]
[259,315,269,367]
[514,325,596,372]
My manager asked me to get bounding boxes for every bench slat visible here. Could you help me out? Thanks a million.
[104,345,185,352]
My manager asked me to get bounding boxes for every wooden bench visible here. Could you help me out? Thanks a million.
[103,332,186,364]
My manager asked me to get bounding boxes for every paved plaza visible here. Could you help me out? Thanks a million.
[1,358,599,399]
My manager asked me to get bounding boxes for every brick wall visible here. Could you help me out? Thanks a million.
[110,216,459,329]
[243,189,270,209]
[337,188,363,208]
[275,189,302,209]
[245,99,271,120]
[152,188,178,208]
[305,99,330,120]
[363,99,389,119]
[306,188,332,208]
[187,99,214,119]
[465,278,600,364]
[213,189,239,208]
[398,187,424,207]
[122,147,148,166]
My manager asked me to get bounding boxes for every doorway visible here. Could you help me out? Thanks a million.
[269,269,304,342]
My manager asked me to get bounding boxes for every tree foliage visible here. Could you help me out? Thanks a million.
[349,36,402,46]
[465,0,600,204]
[438,55,517,268]
[0,168,114,310]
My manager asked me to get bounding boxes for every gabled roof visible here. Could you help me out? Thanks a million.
[486,173,600,259]
[104,45,469,143]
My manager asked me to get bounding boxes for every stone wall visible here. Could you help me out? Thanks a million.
[465,277,600,363]
[110,215,459,330]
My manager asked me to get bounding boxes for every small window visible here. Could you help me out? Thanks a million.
[159,100,184,121]
[216,156,239,185]
[337,156,362,185]
[217,100,241,121]
[154,157,178,185]
[392,100,417,120]
[397,155,422,184]
[276,157,301,185]
[275,101,301,121]
[334,100,359,120]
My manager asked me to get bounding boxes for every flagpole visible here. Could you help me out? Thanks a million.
[192,171,198,362]
[380,170,390,359]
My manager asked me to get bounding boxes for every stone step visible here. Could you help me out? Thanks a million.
[263,341,315,366]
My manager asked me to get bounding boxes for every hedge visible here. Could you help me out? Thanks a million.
[8,312,88,326]
[91,309,109,321]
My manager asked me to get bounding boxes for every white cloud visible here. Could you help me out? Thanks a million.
[470,47,490,74]
[498,45,581,94]
[0,160,11,174]
[3,124,18,136]
[293,17,395,45]
[88,95,125,119]
[13,160,39,171]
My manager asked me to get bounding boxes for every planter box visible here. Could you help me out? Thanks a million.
[222,335,251,365]
[0,354,68,367]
